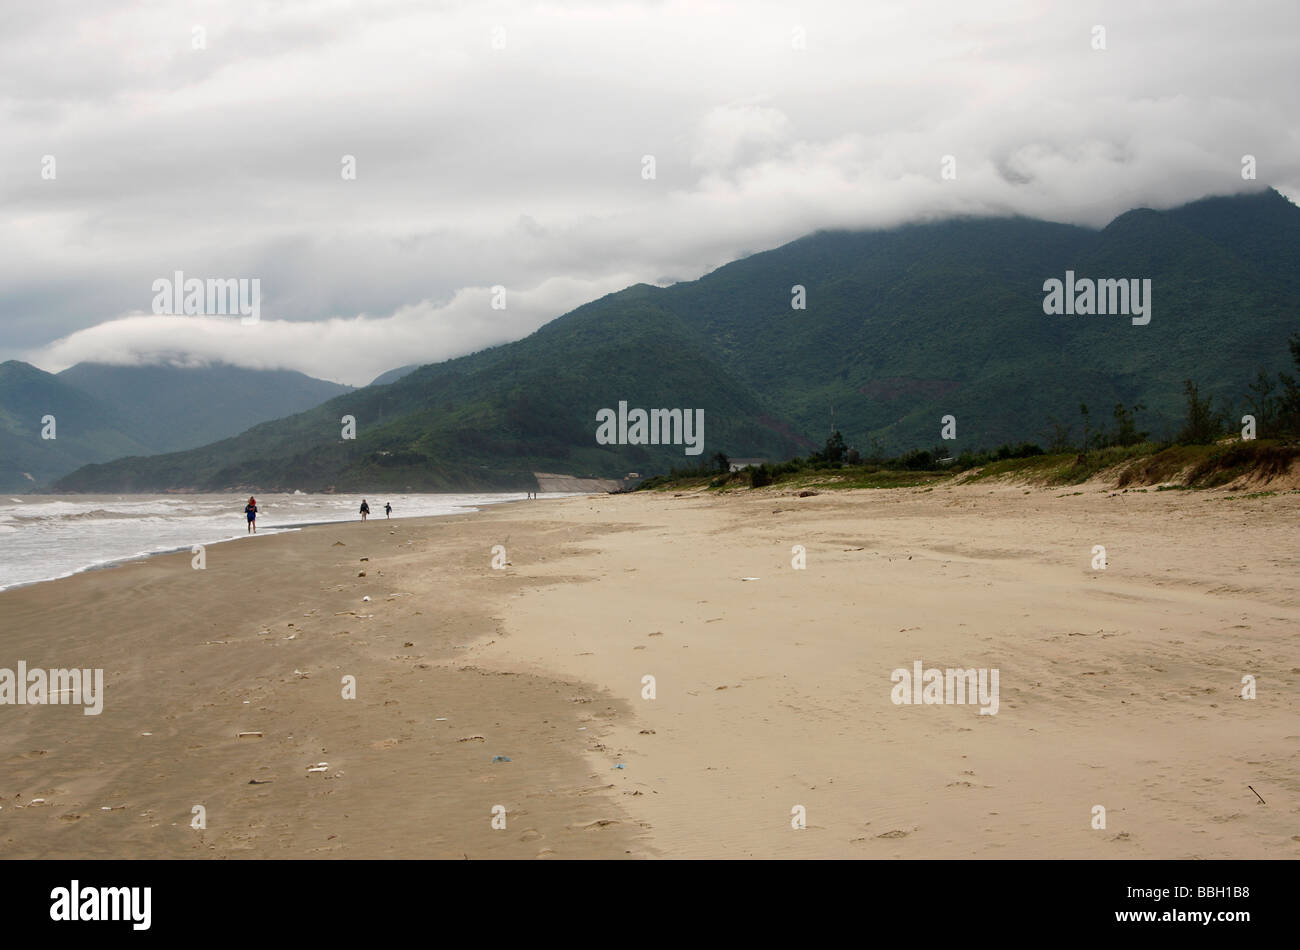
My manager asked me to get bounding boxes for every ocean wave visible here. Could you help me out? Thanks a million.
[0,493,533,590]
[10,508,167,523]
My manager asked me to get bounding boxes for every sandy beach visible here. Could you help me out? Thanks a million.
[2,482,1298,859]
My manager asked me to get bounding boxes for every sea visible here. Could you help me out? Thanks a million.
[0,492,545,591]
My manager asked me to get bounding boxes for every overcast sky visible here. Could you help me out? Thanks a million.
[3,0,1298,386]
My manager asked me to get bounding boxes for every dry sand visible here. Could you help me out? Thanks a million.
[2,482,1298,858]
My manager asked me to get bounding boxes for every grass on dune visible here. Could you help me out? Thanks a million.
[637,440,1299,494]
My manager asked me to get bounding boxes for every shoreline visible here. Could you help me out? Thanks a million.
[0,494,540,594]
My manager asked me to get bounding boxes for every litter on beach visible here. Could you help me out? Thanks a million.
[236,731,263,739]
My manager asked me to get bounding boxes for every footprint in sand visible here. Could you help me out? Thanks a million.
[6,749,48,763]
[577,819,621,830]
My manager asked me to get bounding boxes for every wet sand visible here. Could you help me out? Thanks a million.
[0,509,645,858]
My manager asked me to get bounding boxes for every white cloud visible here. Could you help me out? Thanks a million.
[36,274,635,385]
[692,103,791,171]
[3,0,1298,381]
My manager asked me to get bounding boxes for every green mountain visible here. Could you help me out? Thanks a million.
[0,361,351,491]
[649,187,1300,452]
[56,362,352,453]
[0,361,152,491]
[56,300,804,492]
[368,364,422,387]
[53,188,1300,493]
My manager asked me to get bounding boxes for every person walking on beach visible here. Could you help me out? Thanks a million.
[245,497,258,534]
[360,499,370,522]
[384,502,392,519]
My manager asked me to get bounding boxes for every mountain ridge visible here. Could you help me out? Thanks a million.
[51,187,1300,493]
[0,361,352,491]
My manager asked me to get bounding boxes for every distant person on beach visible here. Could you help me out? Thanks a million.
[384,502,392,518]
[245,497,258,533]
[360,499,370,521]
